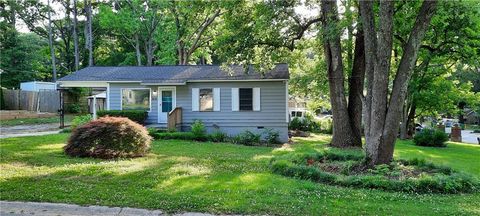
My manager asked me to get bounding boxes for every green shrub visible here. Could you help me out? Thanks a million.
[65,104,82,114]
[232,130,261,146]
[208,129,228,142]
[191,120,207,141]
[151,132,196,140]
[263,128,280,144]
[97,110,148,124]
[64,117,152,159]
[70,114,92,130]
[289,115,323,133]
[414,128,448,147]
[289,117,304,131]
[319,118,333,134]
[270,151,479,194]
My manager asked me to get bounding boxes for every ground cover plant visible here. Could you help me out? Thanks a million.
[64,116,151,159]
[270,150,478,193]
[1,134,479,215]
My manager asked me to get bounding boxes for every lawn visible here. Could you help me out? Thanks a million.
[0,133,479,215]
[0,115,75,127]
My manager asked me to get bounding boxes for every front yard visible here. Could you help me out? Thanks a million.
[0,134,479,215]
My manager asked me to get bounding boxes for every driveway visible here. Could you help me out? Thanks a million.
[0,201,221,216]
[0,123,61,138]
[445,127,479,144]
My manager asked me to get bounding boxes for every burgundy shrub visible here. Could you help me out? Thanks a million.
[64,116,152,159]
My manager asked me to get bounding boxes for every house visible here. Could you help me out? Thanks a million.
[20,81,57,92]
[464,109,479,125]
[87,92,106,113]
[288,96,308,119]
[57,64,290,142]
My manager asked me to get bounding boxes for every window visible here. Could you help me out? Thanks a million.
[161,91,173,112]
[239,88,253,111]
[199,88,213,111]
[122,89,150,111]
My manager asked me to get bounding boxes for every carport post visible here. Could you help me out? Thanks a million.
[58,88,65,129]
[92,95,97,120]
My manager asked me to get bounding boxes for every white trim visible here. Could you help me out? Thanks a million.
[57,81,140,88]
[106,83,110,110]
[142,82,186,86]
[120,88,152,112]
[187,79,287,83]
[213,88,220,111]
[253,87,261,111]
[192,88,200,112]
[157,86,177,123]
[231,88,239,111]
[285,81,289,122]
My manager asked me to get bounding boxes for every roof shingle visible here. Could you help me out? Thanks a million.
[58,64,289,83]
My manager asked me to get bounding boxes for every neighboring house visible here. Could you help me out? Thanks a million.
[87,92,106,113]
[289,96,307,119]
[20,81,57,92]
[464,109,479,125]
[57,64,290,142]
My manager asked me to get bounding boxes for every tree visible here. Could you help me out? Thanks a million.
[320,0,362,148]
[47,0,57,81]
[397,0,480,139]
[73,0,79,71]
[169,0,224,65]
[84,0,93,66]
[359,0,438,165]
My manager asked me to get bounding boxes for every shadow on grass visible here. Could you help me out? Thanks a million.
[1,133,479,215]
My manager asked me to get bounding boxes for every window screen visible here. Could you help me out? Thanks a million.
[199,88,213,111]
[122,89,150,111]
[239,88,253,111]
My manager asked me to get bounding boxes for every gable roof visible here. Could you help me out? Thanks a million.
[58,64,289,84]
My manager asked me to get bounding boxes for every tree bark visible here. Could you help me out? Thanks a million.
[47,0,57,82]
[347,28,366,146]
[380,0,438,165]
[358,0,438,165]
[134,34,142,66]
[84,0,93,66]
[321,0,360,148]
[72,0,79,71]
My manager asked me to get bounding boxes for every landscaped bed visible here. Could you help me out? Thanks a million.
[0,133,479,215]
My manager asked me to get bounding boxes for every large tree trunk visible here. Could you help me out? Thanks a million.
[72,0,79,71]
[380,0,438,165]
[321,0,360,148]
[134,34,142,66]
[47,0,57,82]
[347,28,366,146]
[360,0,438,166]
[145,38,157,66]
[84,0,93,66]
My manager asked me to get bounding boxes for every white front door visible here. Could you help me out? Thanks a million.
[158,87,176,123]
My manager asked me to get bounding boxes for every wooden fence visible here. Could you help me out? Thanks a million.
[2,89,59,113]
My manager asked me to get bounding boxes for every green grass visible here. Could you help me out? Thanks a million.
[0,115,75,126]
[0,133,479,215]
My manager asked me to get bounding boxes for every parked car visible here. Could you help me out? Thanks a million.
[415,123,424,132]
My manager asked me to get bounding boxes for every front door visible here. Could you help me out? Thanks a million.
[158,87,176,123]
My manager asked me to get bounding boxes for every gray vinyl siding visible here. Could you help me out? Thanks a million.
[108,83,158,124]
[178,81,288,142]
[107,81,288,142]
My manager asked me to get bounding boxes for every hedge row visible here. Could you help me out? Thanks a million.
[97,110,148,124]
